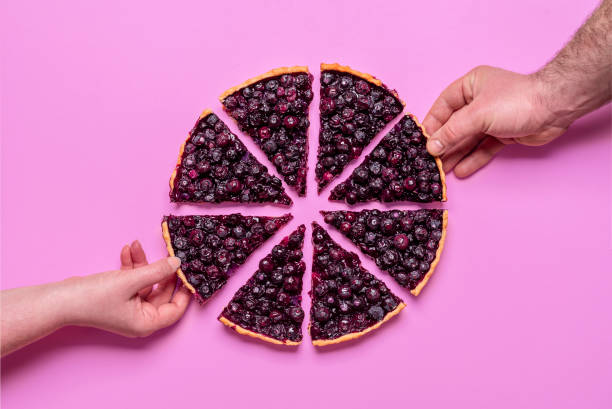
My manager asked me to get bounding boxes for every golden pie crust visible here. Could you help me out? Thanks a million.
[219,316,301,346]
[409,113,447,202]
[169,108,213,192]
[219,66,309,102]
[410,210,448,296]
[311,302,405,346]
[161,221,196,295]
[320,63,406,107]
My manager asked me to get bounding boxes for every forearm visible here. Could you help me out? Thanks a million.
[533,0,612,125]
[1,279,75,356]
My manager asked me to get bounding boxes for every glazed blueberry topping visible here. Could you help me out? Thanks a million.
[316,68,403,191]
[222,71,313,196]
[309,222,403,342]
[329,115,444,204]
[163,214,292,302]
[321,209,446,291]
[220,225,306,343]
[170,112,291,205]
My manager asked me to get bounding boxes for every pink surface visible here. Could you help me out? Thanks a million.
[2,0,611,407]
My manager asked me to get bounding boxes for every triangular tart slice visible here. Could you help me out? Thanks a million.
[316,63,405,192]
[219,225,306,345]
[221,67,313,196]
[329,114,446,204]
[309,222,405,346]
[322,209,447,296]
[162,213,292,302]
[169,109,291,205]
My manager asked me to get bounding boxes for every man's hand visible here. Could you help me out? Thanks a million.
[423,66,569,178]
[424,0,611,178]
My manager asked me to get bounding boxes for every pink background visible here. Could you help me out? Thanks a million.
[2,0,611,407]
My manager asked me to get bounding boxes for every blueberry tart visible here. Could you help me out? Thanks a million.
[169,109,291,205]
[219,225,306,345]
[221,67,313,196]
[309,222,405,346]
[322,209,447,295]
[162,214,292,302]
[316,63,404,192]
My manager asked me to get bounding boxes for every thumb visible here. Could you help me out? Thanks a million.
[426,104,485,156]
[124,257,181,293]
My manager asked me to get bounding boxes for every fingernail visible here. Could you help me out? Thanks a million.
[168,257,181,269]
[428,139,444,156]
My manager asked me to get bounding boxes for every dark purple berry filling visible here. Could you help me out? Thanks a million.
[222,71,313,196]
[321,209,446,291]
[163,214,292,302]
[316,67,404,192]
[329,115,444,204]
[220,225,306,344]
[169,112,291,205]
[309,222,403,342]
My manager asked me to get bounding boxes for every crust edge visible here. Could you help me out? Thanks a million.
[219,66,310,101]
[161,221,196,294]
[408,113,447,202]
[311,302,405,346]
[169,109,213,191]
[320,63,405,107]
[219,316,301,346]
[410,210,448,296]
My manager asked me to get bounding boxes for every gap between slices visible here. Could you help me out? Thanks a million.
[161,214,292,303]
[219,225,306,345]
[330,113,446,204]
[316,63,405,193]
[169,110,292,205]
[322,209,447,296]
[220,67,312,196]
[310,222,405,346]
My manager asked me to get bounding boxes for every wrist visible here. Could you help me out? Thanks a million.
[51,276,87,327]
[529,70,582,128]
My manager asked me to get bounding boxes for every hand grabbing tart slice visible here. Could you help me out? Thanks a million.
[169,110,291,205]
[322,209,447,296]
[162,213,292,303]
[309,222,405,346]
[221,67,313,196]
[219,225,306,345]
[316,63,404,192]
[329,114,446,204]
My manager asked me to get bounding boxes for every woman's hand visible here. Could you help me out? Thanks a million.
[1,241,191,356]
[64,241,192,337]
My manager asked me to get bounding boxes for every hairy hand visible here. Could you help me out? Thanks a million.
[423,65,571,177]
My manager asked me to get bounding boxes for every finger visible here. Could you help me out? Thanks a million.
[130,240,152,298]
[120,245,133,270]
[130,240,148,268]
[422,73,474,136]
[454,137,506,178]
[440,133,485,173]
[427,103,485,157]
[146,275,177,307]
[152,285,192,329]
[125,257,181,294]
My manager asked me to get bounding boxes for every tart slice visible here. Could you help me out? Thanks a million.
[309,222,405,346]
[221,67,313,196]
[316,63,404,192]
[330,114,446,204]
[169,109,291,205]
[219,225,306,345]
[322,209,447,296]
[162,213,292,303]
